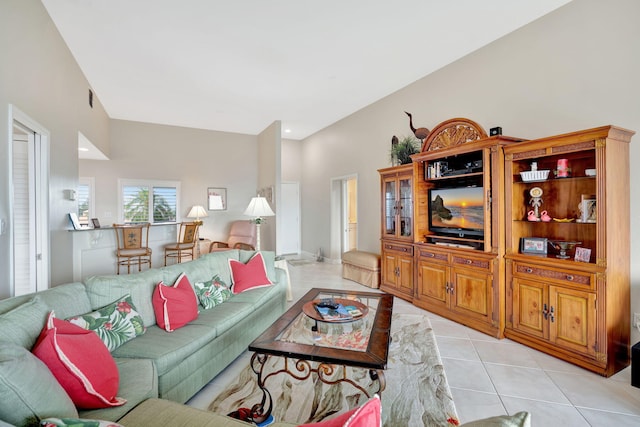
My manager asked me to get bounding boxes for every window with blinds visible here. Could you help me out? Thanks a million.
[77,181,91,225]
[120,180,179,224]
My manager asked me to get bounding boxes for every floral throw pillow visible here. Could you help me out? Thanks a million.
[194,275,232,309]
[67,294,146,352]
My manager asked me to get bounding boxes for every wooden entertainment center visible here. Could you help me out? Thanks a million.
[379,118,634,376]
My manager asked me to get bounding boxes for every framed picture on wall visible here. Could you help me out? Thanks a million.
[207,188,227,211]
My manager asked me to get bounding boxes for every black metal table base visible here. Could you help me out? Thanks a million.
[248,352,385,423]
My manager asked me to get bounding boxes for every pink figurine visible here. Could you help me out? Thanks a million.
[540,210,552,222]
[527,210,539,221]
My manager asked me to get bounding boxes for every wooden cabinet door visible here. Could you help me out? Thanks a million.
[450,266,492,323]
[549,286,597,357]
[382,251,400,289]
[416,259,448,310]
[512,277,548,340]
[397,255,414,296]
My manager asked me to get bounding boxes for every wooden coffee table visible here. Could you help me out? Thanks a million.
[247,288,393,422]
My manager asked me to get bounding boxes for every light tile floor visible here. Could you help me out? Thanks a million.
[187,261,640,426]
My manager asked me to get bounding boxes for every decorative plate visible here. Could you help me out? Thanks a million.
[302,299,368,323]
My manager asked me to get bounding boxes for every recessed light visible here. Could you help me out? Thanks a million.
[78,147,89,152]
[284,129,292,133]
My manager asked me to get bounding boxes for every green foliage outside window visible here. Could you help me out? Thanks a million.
[123,186,176,223]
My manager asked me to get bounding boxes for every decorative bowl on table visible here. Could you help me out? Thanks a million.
[520,170,550,182]
[548,240,582,259]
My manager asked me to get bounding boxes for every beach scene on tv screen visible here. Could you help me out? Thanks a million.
[431,187,484,230]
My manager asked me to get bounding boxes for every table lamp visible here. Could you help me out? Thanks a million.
[243,196,275,250]
[187,205,207,225]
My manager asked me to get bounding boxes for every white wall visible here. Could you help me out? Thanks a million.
[281,138,303,183]
[300,0,640,339]
[256,121,280,252]
[79,119,259,244]
[0,0,111,296]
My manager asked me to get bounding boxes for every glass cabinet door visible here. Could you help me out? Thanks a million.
[383,179,397,237]
[399,177,413,238]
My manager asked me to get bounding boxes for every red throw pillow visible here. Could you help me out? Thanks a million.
[297,394,381,426]
[152,272,199,332]
[228,252,273,294]
[32,312,125,409]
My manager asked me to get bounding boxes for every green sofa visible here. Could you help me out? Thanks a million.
[0,250,288,426]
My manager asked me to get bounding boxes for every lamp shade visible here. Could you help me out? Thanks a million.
[187,205,208,221]
[243,197,275,218]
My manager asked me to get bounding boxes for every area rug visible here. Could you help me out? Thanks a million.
[208,313,459,426]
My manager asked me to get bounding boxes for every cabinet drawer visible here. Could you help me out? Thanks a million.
[383,242,414,256]
[418,248,449,264]
[452,255,492,272]
[513,262,594,289]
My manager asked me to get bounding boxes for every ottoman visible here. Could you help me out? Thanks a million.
[341,250,380,289]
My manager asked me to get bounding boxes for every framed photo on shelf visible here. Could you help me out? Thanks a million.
[580,194,596,223]
[91,218,101,228]
[520,237,548,255]
[207,187,227,211]
[574,247,592,263]
[68,212,81,230]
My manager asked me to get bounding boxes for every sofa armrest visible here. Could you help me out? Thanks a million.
[118,398,297,427]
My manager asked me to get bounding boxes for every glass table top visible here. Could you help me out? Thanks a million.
[276,291,382,352]
[249,288,394,370]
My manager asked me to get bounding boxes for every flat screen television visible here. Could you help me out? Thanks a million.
[429,186,484,239]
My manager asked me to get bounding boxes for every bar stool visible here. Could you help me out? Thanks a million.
[164,221,200,265]
[113,223,152,274]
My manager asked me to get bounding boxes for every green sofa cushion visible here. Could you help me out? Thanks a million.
[197,250,241,286]
[188,301,253,335]
[79,358,158,422]
[33,283,92,320]
[85,269,164,327]
[110,323,218,376]
[161,257,223,291]
[0,343,78,426]
[0,296,49,349]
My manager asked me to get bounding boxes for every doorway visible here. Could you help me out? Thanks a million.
[279,182,301,255]
[329,174,357,261]
[9,106,50,296]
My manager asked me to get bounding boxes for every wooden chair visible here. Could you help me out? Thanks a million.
[113,223,152,274]
[164,221,201,266]
[209,220,256,252]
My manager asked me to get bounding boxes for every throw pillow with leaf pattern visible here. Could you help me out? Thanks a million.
[194,275,232,309]
[67,294,146,352]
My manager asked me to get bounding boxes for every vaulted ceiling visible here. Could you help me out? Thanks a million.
[42,0,571,141]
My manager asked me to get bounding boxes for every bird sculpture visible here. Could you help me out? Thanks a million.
[405,111,430,141]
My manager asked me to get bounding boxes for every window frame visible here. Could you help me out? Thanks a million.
[78,177,95,226]
[118,179,181,224]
